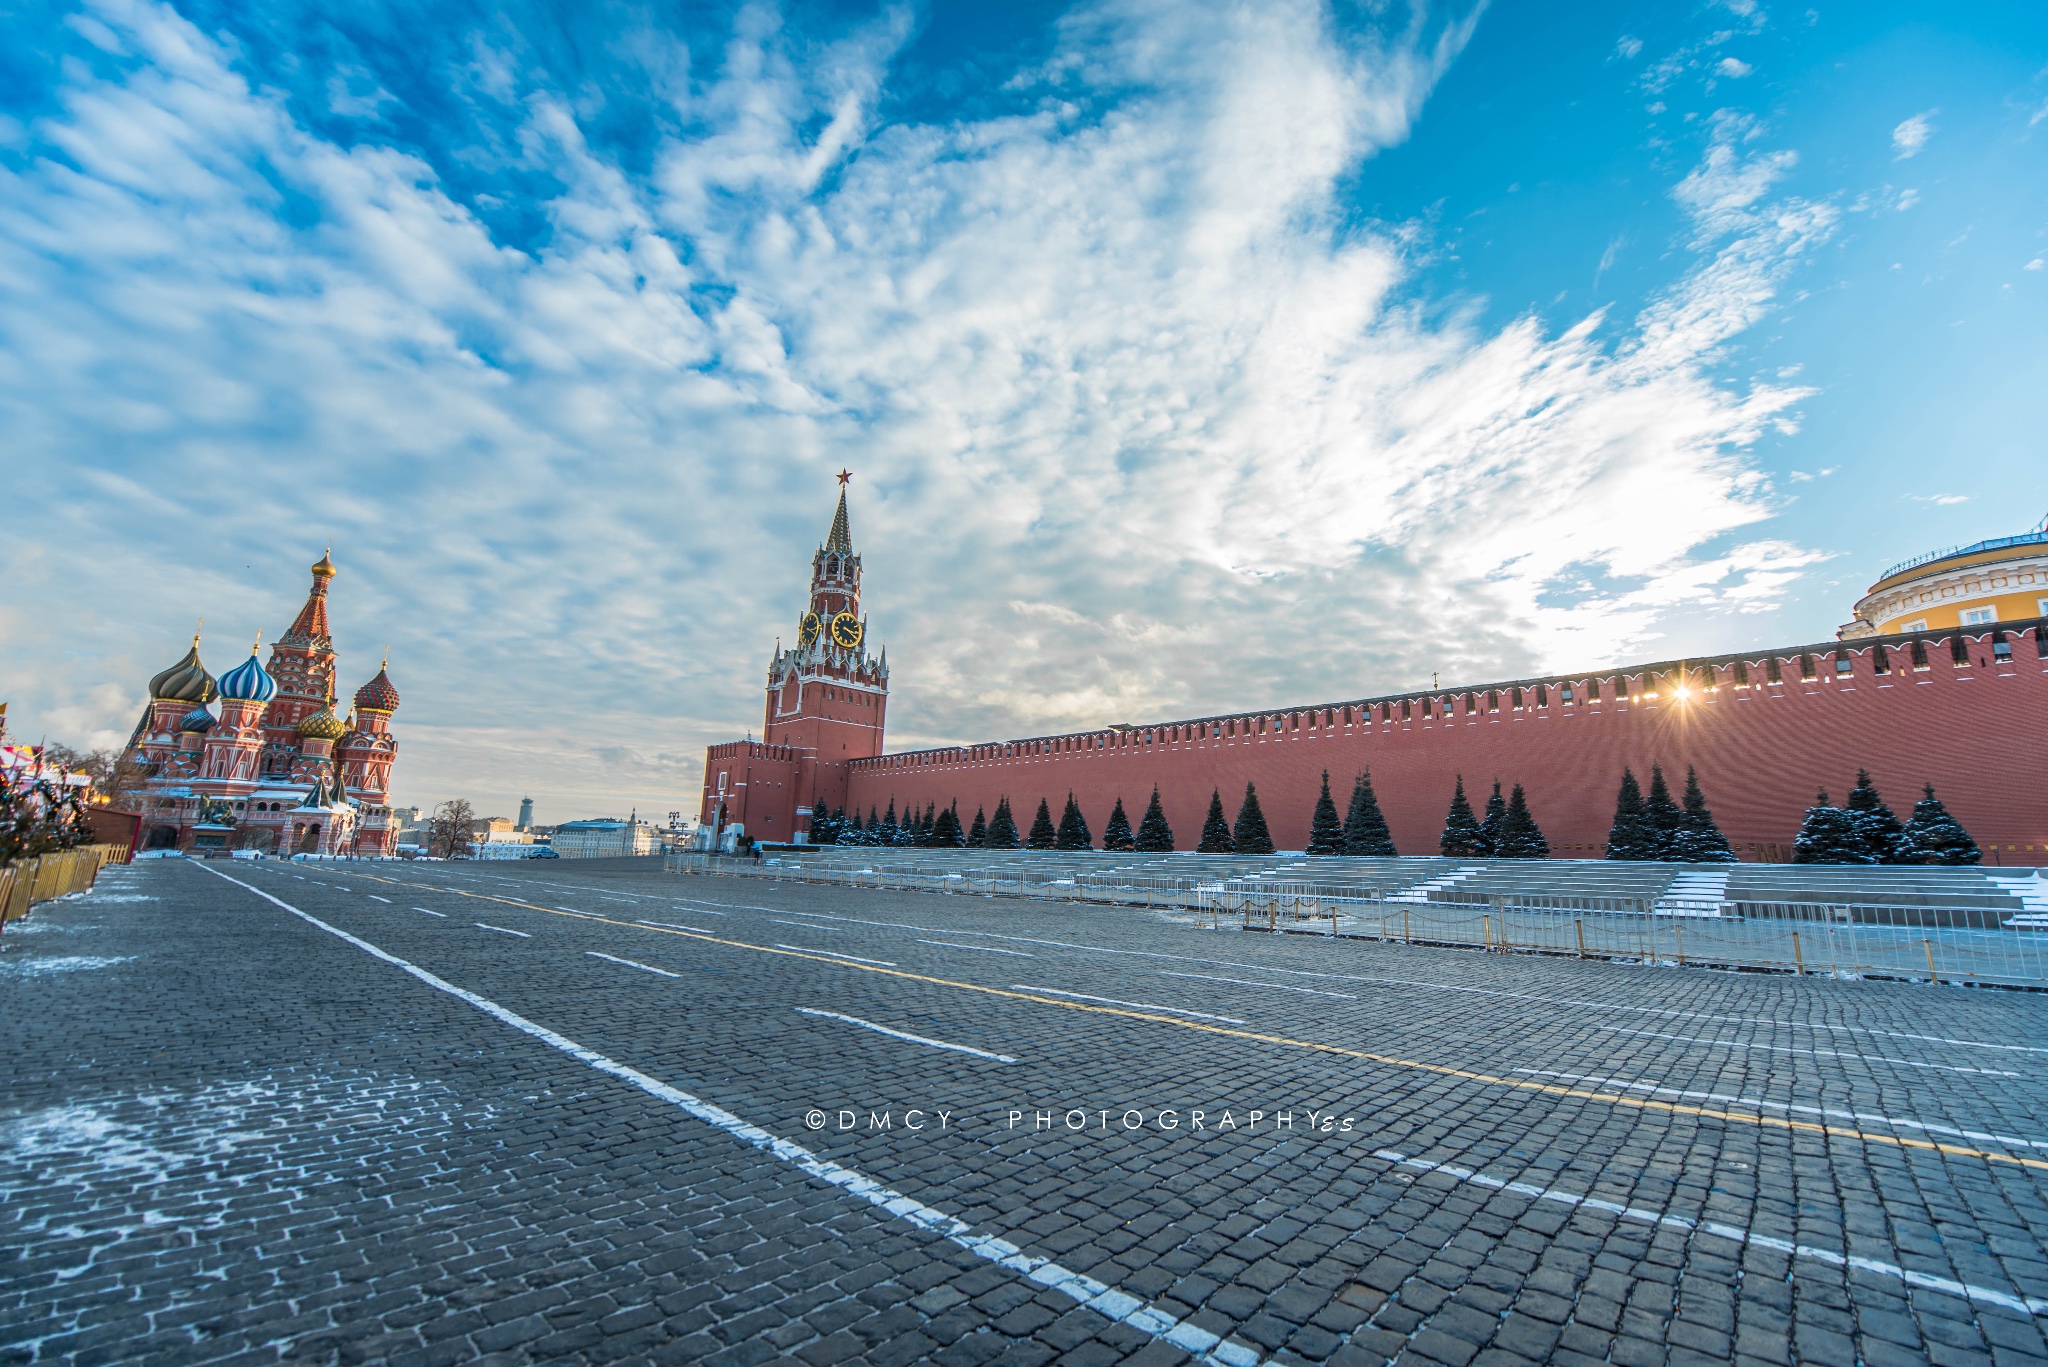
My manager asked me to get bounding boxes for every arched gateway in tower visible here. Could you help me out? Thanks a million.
[699,477,890,844]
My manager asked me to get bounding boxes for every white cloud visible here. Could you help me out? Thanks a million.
[0,0,1833,815]
[1614,36,1643,60]
[1892,110,1935,160]
[1715,57,1753,78]
[2026,258,2044,271]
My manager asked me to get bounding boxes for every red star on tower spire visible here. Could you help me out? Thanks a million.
[836,468,852,486]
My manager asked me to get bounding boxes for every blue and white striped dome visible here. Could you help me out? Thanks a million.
[218,648,277,703]
[178,705,217,734]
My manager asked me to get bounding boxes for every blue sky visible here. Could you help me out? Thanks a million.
[2,0,2044,821]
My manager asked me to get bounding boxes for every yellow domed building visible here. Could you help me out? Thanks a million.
[1839,516,2048,639]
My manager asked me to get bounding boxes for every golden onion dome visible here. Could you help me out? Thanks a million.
[297,699,348,741]
[311,549,336,579]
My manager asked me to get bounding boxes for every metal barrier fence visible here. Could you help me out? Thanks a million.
[0,845,127,931]
[663,852,2048,988]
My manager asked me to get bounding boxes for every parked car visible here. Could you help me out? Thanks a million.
[528,847,560,859]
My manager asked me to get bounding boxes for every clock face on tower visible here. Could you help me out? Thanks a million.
[799,612,821,646]
[830,612,863,649]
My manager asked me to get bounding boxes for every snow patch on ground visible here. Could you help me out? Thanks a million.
[0,1073,496,1351]
[0,955,134,976]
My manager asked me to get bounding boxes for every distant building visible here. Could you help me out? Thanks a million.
[517,797,534,831]
[551,819,657,858]
[1839,521,2048,637]
[472,817,531,844]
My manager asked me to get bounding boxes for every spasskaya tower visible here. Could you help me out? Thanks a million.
[699,474,889,844]
[762,473,890,758]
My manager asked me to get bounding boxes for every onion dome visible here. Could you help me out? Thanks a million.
[178,705,217,734]
[297,689,349,741]
[311,548,336,579]
[149,636,217,703]
[353,665,400,714]
[218,642,277,703]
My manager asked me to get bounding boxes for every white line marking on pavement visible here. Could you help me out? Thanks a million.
[794,1008,1019,1064]
[775,945,896,967]
[641,920,717,934]
[194,868,1266,1367]
[769,919,841,931]
[680,900,2045,1058]
[413,908,447,918]
[1378,1149,2048,1318]
[1593,1027,2021,1078]
[1014,987,1248,1025]
[919,941,1033,957]
[587,951,683,979]
[1158,971,1355,999]
[368,895,393,903]
[1512,1070,2048,1151]
[476,923,532,939]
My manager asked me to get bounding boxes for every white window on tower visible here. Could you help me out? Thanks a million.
[2038,596,2048,619]
[1959,605,1997,627]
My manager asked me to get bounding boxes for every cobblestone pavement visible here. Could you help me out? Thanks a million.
[5,857,2048,1367]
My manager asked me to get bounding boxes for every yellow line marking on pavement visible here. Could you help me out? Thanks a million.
[325,869,2048,1174]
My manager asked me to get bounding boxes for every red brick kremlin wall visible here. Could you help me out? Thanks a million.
[840,624,2048,861]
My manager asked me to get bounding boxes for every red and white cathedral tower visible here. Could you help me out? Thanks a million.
[701,475,889,843]
[123,550,403,856]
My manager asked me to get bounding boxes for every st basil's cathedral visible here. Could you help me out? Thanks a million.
[123,551,403,856]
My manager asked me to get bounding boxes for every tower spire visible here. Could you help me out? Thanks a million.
[280,549,335,647]
[824,472,853,554]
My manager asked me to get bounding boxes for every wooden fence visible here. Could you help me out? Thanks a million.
[0,845,128,929]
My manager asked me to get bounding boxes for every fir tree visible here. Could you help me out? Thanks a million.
[878,799,899,847]
[1844,769,1905,863]
[967,806,988,848]
[1666,766,1737,863]
[1102,798,1135,852]
[1894,784,1981,865]
[1135,787,1176,852]
[1644,765,1683,859]
[1793,789,1872,864]
[1604,769,1657,860]
[1026,798,1058,849]
[1496,784,1550,858]
[834,808,860,845]
[1477,780,1507,856]
[1440,776,1487,858]
[984,798,1020,850]
[932,802,964,848]
[1233,783,1275,854]
[1196,789,1235,853]
[1306,772,1345,855]
[1055,793,1093,850]
[922,802,938,845]
[1341,770,1397,856]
